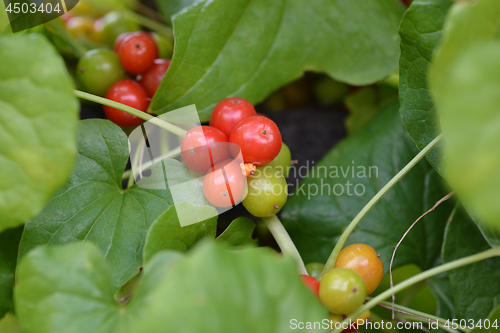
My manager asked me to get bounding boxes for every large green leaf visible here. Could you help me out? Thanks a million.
[142,203,218,263]
[428,0,500,229]
[0,34,78,232]
[151,0,404,121]
[431,43,500,230]
[281,101,454,271]
[429,0,500,104]
[442,206,500,321]
[18,119,173,289]
[471,305,500,332]
[0,226,23,319]
[15,241,327,333]
[398,0,452,174]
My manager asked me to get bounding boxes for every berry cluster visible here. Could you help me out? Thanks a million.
[180,98,290,217]
[69,11,172,127]
[301,244,385,332]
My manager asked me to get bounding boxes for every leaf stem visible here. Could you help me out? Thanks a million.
[318,134,443,280]
[122,147,181,180]
[124,10,173,39]
[127,137,144,188]
[262,215,307,274]
[74,90,187,137]
[332,247,500,333]
[372,299,460,333]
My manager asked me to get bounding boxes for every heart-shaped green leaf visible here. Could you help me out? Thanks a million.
[18,119,173,289]
[398,0,452,175]
[143,203,218,263]
[151,0,404,121]
[281,101,454,271]
[0,34,79,232]
[0,226,23,319]
[442,206,500,321]
[216,217,256,247]
[15,241,327,333]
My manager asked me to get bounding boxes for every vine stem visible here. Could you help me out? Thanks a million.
[262,215,307,274]
[390,191,454,319]
[122,147,181,180]
[127,137,144,188]
[372,299,461,333]
[74,90,187,137]
[124,10,173,39]
[318,134,443,280]
[331,247,500,333]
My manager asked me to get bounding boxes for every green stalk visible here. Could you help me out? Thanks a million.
[262,215,307,274]
[318,134,443,280]
[372,299,460,333]
[122,147,181,180]
[124,10,173,39]
[127,138,144,188]
[332,247,500,333]
[74,90,187,137]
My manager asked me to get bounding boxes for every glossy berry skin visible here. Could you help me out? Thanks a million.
[77,49,127,96]
[301,275,320,298]
[101,11,140,46]
[138,59,171,97]
[203,159,245,208]
[209,97,257,137]
[119,33,158,74]
[103,79,149,127]
[319,268,367,315]
[113,31,155,53]
[305,262,325,279]
[242,167,287,217]
[334,243,384,295]
[265,142,291,177]
[229,115,282,166]
[180,126,230,174]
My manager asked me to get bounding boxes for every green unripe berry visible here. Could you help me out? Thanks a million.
[76,49,127,96]
[151,32,174,59]
[305,262,325,279]
[265,142,291,177]
[101,11,140,46]
[242,167,288,218]
[319,268,367,315]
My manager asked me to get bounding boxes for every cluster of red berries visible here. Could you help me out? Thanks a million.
[103,31,170,127]
[300,244,385,332]
[180,97,284,212]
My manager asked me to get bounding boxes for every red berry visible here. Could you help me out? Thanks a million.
[229,115,282,166]
[209,97,257,137]
[61,12,75,24]
[113,31,155,53]
[203,159,245,208]
[118,32,158,74]
[103,79,149,127]
[138,59,171,97]
[180,126,230,174]
[301,275,320,298]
